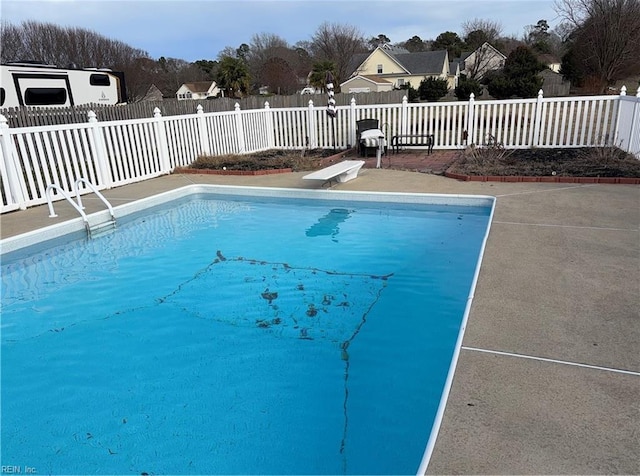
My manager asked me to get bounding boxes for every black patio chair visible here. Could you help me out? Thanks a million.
[356,119,384,157]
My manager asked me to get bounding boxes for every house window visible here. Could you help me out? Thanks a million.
[397,79,405,87]
[377,64,383,74]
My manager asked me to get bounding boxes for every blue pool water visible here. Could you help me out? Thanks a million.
[1,191,493,475]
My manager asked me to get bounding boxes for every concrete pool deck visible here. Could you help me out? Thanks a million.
[1,168,638,474]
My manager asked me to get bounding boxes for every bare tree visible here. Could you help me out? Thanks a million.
[0,20,168,101]
[461,18,504,47]
[156,57,209,97]
[2,21,149,69]
[555,0,640,92]
[0,21,25,62]
[458,18,509,80]
[245,33,293,92]
[308,22,367,88]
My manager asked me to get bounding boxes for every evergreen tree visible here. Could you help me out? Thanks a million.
[418,77,449,101]
[455,76,483,100]
[484,46,545,98]
[431,31,466,58]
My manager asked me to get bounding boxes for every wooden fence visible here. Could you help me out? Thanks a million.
[1,87,638,214]
[0,91,405,128]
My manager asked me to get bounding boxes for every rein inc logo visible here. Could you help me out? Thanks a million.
[2,466,37,474]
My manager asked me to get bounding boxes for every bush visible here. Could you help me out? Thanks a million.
[483,46,545,99]
[396,83,419,102]
[418,77,449,101]
[454,76,483,100]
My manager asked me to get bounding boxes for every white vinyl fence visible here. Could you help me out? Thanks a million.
[1,87,639,213]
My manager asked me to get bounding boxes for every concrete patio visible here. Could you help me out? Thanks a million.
[1,165,638,474]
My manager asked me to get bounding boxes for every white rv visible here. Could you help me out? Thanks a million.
[0,62,127,108]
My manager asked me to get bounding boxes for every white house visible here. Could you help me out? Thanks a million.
[176,81,220,100]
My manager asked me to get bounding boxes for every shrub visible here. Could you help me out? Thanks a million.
[418,77,449,101]
[483,46,545,99]
[396,83,419,102]
[454,76,483,100]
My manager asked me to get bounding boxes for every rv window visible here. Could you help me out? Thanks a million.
[24,88,68,105]
[0,88,5,107]
[90,74,111,86]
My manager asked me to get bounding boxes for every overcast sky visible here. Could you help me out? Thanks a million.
[2,0,561,62]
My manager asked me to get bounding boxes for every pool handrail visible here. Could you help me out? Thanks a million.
[74,178,115,220]
[45,183,88,224]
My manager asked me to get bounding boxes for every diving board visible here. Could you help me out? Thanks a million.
[302,160,365,187]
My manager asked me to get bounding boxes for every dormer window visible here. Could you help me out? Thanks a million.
[377,64,383,74]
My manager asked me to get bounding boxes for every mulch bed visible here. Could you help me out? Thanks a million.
[174,147,640,183]
[445,146,640,183]
[176,148,346,175]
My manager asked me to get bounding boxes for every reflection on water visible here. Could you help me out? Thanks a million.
[306,208,353,241]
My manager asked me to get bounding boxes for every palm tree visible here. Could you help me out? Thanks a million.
[216,56,251,98]
[308,60,336,93]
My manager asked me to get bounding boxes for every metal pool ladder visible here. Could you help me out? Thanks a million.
[45,179,116,238]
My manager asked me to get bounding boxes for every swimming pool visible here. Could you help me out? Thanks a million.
[1,185,495,475]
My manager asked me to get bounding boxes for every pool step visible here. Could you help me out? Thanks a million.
[87,218,117,238]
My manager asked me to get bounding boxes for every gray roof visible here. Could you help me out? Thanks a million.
[346,48,448,77]
[392,50,448,75]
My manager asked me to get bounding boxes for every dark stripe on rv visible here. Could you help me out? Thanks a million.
[11,73,75,106]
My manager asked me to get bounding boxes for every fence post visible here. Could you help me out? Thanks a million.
[0,114,28,209]
[196,104,211,155]
[620,86,640,157]
[349,97,357,147]
[613,86,628,146]
[633,87,640,157]
[264,101,276,149]
[400,95,409,137]
[466,93,475,146]
[532,89,544,147]
[307,99,317,149]
[87,110,112,189]
[153,107,171,173]
[234,103,246,153]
